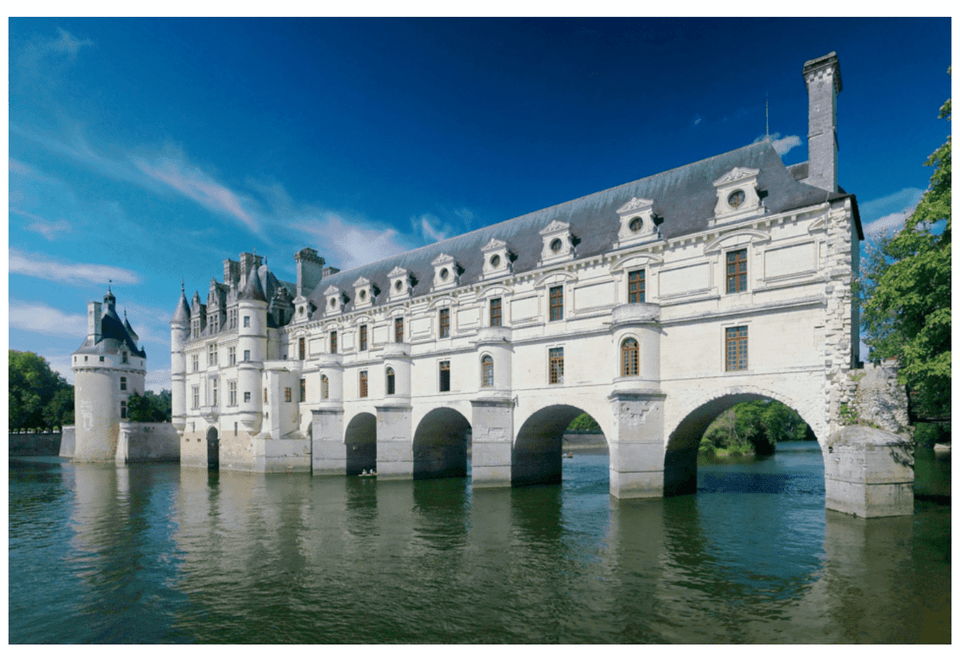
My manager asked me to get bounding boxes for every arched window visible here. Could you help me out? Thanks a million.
[386,367,396,395]
[481,355,494,387]
[321,374,329,400]
[621,338,639,376]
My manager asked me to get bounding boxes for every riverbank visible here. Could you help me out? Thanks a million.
[8,431,63,457]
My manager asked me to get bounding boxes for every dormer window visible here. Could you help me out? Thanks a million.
[539,220,574,265]
[432,254,459,290]
[353,277,374,309]
[387,266,412,301]
[481,238,512,280]
[324,286,344,315]
[712,167,763,225]
[615,197,659,249]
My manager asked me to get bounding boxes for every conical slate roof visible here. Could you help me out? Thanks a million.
[171,287,191,324]
[239,264,267,302]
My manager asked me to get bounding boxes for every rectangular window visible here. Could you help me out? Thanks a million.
[192,355,199,372]
[121,401,127,419]
[549,347,564,384]
[212,378,218,406]
[359,325,368,351]
[208,344,218,366]
[359,370,368,398]
[243,315,250,328]
[628,270,645,303]
[120,376,127,391]
[299,337,306,360]
[439,308,450,338]
[726,326,748,371]
[439,360,451,392]
[549,286,564,321]
[243,350,251,362]
[330,331,338,354]
[284,387,292,403]
[264,388,268,404]
[490,298,502,327]
[122,351,129,364]
[229,347,236,365]
[192,386,199,409]
[321,376,329,400]
[300,378,306,403]
[229,381,237,406]
[481,355,494,387]
[395,317,404,343]
[244,391,251,403]
[727,249,748,293]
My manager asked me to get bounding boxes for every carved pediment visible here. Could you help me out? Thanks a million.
[352,276,370,288]
[387,266,408,279]
[432,253,454,266]
[323,285,341,296]
[713,167,760,187]
[539,220,570,236]
[617,197,654,214]
[482,238,508,252]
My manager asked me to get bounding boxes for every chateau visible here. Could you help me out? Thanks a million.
[170,53,909,516]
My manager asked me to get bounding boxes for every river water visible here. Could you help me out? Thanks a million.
[8,441,950,643]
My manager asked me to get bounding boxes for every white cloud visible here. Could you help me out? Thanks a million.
[9,300,88,339]
[51,27,94,59]
[145,368,171,393]
[10,249,140,286]
[416,214,450,242]
[693,114,703,126]
[285,212,413,270]
[754,132,803,156]
[864,210,913,238]
[860,188,925,238]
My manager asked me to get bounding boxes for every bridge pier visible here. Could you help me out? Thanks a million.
[376,405,413,479]
[311,407,346,475]
[609,392,666,499]
[470,398,514,489]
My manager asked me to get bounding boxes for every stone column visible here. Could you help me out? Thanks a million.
[608,391,666,499]
[311,407,345,475]
[824,425,914,517]
[376,405,413,479]
[471,398,514,489]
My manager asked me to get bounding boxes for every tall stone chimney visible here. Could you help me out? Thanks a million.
[87,301,102,342]
[803,52,842,193]
[294,247,325,297]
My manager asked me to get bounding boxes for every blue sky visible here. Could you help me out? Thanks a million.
[8,17,953,391]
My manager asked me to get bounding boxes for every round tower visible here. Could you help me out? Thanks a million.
[170,283,191,434]
[237,264,268,434]
[71,289,147,462]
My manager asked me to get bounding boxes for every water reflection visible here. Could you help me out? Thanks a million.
[8,444,951,644]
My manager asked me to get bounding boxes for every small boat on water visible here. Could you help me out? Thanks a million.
[361,469,377,477]
[563,452,574,458]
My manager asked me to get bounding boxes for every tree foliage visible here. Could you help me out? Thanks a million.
[860,85,951,423]
[699,400,811,456]
[127,389,172,423]
[9,350,74,431]
[567,412,601,431]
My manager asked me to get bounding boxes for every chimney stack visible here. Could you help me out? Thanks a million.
[87,301,102,342]
[803,52,842,193]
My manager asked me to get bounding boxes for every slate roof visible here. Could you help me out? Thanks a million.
[75,293,147,359]
[304,140,858,318]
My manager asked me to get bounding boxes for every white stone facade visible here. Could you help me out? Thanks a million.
[172,53,912,516]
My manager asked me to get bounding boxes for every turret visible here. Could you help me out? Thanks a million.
[170,283,191,433]
[237,263,268,435]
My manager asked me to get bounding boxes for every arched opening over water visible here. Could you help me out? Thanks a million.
[206,427,219,471]
[413,407,471,480]
[345,412,376,476]
[664,392,818,497]
[513,405,608,488]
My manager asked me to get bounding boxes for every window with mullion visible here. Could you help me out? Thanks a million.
[490,298,502,327]
[439,308,451,338]
[628,270,645,303]
[359,370,368,398]
[621,338,639,376]
[549,347,564,384]
[395,318,404,343]
[726,250,748,293]
[549,286,563,321]
[725,326,748,371]
[359,325,368,351]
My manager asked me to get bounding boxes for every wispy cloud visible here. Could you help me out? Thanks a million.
[9,300,89,339]
[11,208,73,240]
[692,114,703,126]
[754,132,803,156]
[286,212,413,270]
[10,248,141,286]
[861,187,925,238]
[415,214,450,242]
[132,149,265,237]
[50,27,94,59]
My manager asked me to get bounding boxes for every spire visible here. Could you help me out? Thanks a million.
[239,263,267,302]
[123,309,140,345]
[171,283,191,324]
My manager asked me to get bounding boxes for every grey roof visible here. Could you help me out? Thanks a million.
[75,296,147,359]
[239,265,267,302]
[305,140,854,317]
[171,290,191,324]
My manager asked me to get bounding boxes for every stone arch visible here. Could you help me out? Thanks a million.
[663,385,821,497]
[206,426,219,471]
[413,407,472,480]
[513,404,608,487]
[344,412,376,476]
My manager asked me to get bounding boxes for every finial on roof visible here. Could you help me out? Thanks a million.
[181,279,185,294]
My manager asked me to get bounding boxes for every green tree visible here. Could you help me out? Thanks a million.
[567,412,601,431]
[700,400,810,455]
[9,350,73,431]
[860,85,951,429]
[127,390,172,423]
